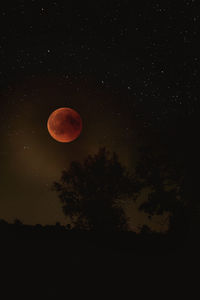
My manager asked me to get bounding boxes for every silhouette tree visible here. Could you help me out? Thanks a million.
[137,149,186,235]
[135,117,189,235]
[14,219,23,226]
[53,147,138,232]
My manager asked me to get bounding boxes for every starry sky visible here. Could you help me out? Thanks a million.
[0,0,198,230]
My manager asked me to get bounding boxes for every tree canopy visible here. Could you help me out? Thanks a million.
[53,147,139,232]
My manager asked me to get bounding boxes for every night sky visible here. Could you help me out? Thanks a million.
[0,0,198,230]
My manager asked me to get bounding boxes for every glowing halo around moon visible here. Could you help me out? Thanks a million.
[47,107,82,143]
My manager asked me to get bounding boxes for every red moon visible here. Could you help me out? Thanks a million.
[47,107,82,143]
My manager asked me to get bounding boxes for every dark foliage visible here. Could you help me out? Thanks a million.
[136,109,200,237]
[136,146,185,233]
[53,147,139,232]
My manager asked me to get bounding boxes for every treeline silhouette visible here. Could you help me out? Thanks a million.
[0,218,188,255]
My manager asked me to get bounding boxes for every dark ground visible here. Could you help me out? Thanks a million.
[0,221,199,297]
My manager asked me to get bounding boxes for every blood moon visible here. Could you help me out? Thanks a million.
[47,107,82,143]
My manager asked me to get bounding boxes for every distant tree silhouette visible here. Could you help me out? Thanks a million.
[14,219,23,226]
[53,147,138,232]
[137,148,186,234]
[135,116,190,235]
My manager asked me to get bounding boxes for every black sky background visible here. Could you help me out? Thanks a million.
[0,0,199,230]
